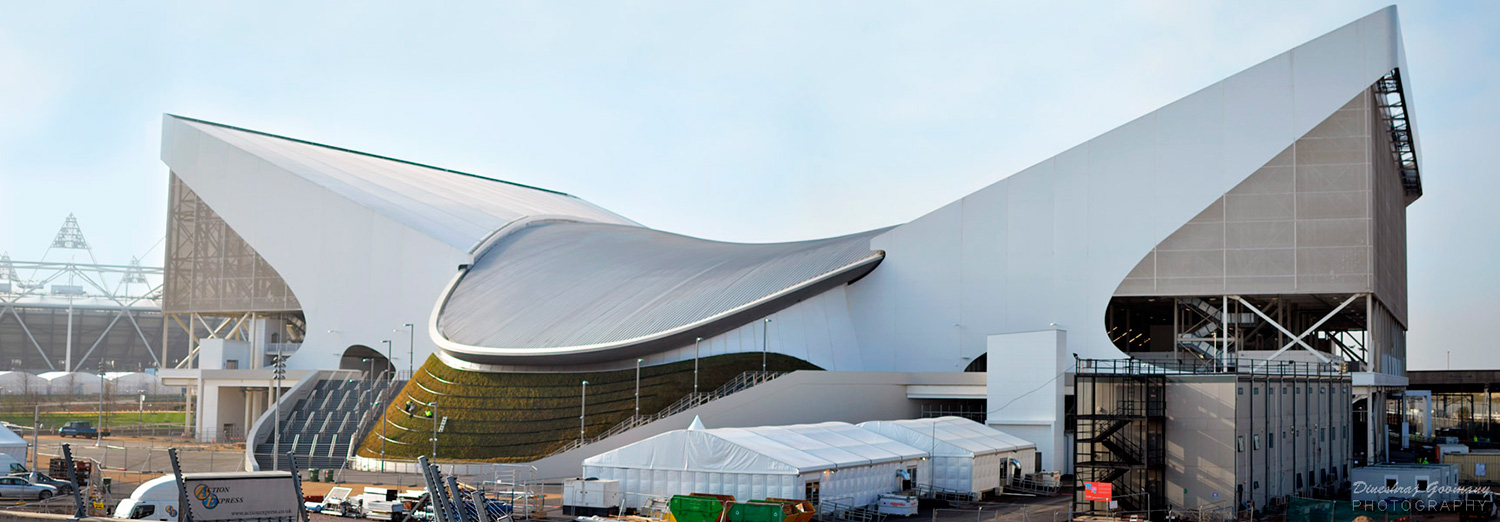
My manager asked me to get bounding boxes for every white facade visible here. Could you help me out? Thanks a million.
[582,422,929,510]
[857,417,1036,497]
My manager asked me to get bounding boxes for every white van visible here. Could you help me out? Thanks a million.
[0,454,29,474]
[113,475,179,521]
[114,471,301,521]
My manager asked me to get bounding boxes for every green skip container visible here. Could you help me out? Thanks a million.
[669,495,727,522]
[727,502,790,522]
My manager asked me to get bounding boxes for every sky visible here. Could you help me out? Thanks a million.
[0,1,1495,370]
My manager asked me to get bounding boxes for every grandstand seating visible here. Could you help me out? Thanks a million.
[254,375,399,471]
[356,353,819,462]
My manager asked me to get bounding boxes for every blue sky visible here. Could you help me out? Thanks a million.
[1,2,1495,369]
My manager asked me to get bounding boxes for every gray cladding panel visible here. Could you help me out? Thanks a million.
[438,223,886,349]
[1116,91,1397,298]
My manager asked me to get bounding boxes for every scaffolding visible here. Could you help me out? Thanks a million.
[0,215,170,371]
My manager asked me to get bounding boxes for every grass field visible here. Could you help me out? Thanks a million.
[356,352,819,462]
[0,411,186,429]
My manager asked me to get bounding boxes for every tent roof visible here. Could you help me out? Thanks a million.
[584,422,927,475]
[0,424,26,448]
[37,371,93,381]
[857,417,1035,458]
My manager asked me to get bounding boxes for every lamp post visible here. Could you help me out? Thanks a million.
[138,391,145,426]
[403,323,415,378]
[96,367,105,447]
[580,381,589,444]
[272,355,286,471]
[694,337,702,397]
[635,359,643,420]
[428,401,439,461]
[380,339,392,473]
[762,318,772,373]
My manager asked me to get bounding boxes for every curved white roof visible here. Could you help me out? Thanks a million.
[170,116,637,252]
[583,421,927,475]
[857,417,1034,458]
[437,223,886,364]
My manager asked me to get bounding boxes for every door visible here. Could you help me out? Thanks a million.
[0,477,21,498]
[805,480,820,504]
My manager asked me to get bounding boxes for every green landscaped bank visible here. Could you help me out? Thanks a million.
[356,353,819,462]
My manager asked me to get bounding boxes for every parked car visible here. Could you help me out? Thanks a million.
[0,475,56,499]
[57,421,109,438]
[9,471,73,495]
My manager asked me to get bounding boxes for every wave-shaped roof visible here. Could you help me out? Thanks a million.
[436,222,886,364]
[170,116,637,252]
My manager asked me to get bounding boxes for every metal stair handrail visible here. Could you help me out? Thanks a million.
[547,370,788,456]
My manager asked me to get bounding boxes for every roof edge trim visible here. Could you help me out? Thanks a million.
[164,114,575,198]
[430,251,885,366]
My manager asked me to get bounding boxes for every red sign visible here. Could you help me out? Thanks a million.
[1084,482,1113,502]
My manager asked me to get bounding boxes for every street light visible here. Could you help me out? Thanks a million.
[762,318,772,373]
[380,339,392,474]
[580,381,589,444]
[272,355,287,471]
[635,359,643,419]
[694,337,702,397]
[138,391,145,426]
[403,323,415,378]
[96,366,105,447]
[428,401,439,461]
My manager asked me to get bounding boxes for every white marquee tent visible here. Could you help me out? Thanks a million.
[38,372,103,395]
[105,372,169,395]
[0,424,26,461]
[0,372,46,395]
[583,421,930,509]
[857,417,1036,497]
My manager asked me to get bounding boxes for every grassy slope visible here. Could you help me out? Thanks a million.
[357,353,819,462]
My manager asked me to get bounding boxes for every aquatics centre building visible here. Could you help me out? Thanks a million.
[157,6,1421,514]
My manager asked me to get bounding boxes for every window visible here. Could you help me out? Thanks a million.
[1283,386,1288,394]
[130,504,157,520]
[1254,388,1259,395]
[1386,477,1399,489]
[1254,434,1261,450]
[225,359,239,369]
[1321,428,1326,441]
[1238,387,1244,395]
[1297,473,1304,489]
[1254,480,1260,490]
[1417,477,1430,492]
[1237,436,1245,452]
[1269,434,1275,449]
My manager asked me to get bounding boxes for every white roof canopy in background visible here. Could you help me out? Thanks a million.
[857,417,1035,458]
[584,421,927,475]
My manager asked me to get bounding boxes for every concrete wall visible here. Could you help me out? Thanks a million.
[1166,376,1238,510]
[986,330,1068,473]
